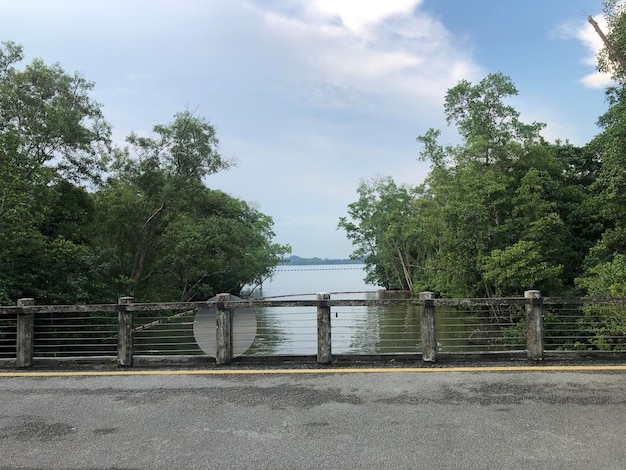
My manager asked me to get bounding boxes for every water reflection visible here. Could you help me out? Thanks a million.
[132,264,498,356]
[244,266,424,355]
[337,291,421,354]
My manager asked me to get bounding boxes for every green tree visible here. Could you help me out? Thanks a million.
[101,112,233,289]
[96,113,289,301]
[0,41,110,182]
[0,42,290,305]
[578,1,626,268]
[338,177,433,291]
[443,72,545,165]
[594,0,626,85]
[159,198,289,300]
[413,74,545,296]
[342,73,598,299]
[416,74,598,298]
[587,87,626,259]
[575,255,626,350]
[0,42,110,304]
[567,1,626,348]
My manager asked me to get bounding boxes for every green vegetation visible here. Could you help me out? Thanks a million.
[338,2,626,349]
[340,72,597,298]
[0,41,290,304]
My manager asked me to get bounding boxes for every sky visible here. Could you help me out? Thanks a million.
[1,0,613,259]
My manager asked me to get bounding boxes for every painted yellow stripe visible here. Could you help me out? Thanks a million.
[1,365,626,377]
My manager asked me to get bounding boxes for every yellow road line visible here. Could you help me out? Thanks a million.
[1,365,626,377]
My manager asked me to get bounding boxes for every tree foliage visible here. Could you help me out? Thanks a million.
[338,177,428,291]
[0,41,111,304]
[576,1,626,297]
[0,42,289,305]
[0,41,111,182]
[596,0,626,85]
[339,1,626,347]
[93,112,290,302]
[341,73,602,299]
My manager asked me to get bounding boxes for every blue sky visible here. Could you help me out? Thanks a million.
[1,0,611,258]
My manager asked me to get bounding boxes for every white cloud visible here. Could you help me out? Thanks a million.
[581,71,614,89]
[561,13,614,89]
[252,0,483,113]
[305,0,422,33]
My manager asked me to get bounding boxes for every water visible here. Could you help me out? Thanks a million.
[243,264,423,355]
[133,264,482,357]
[248,264,377,299]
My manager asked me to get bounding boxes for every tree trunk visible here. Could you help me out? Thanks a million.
[588,15,626,75]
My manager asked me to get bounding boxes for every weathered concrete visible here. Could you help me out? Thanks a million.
[420,291,437,362]
[215,293,233,365]
[525,290,544,361]
[16,298,34,368]
[116,296,134,367]
[1,368,625,469]
[316,293,332,364]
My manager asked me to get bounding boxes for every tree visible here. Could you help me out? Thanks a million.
[591,0,626,85]
[577,1,626,266]
[418,74,601,298]
[575,254,626,350]
[0,42,111,304]
[158,197,289,300]
[564,1,626,348]
[342,74,598,299]
[588,87,626,258]
[413,74,550,296]
[338,177,431,291]
[96,113,289,301]
[123,110,233,181]
[443,72,545,165]
[0,41,110,182]
[0,42,289,304]
[102,112,233,289]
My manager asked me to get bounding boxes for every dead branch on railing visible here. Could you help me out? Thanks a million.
[133,309,196,333]
[103,309,197,340]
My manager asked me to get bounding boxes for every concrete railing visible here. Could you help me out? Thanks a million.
[2,291,626,368]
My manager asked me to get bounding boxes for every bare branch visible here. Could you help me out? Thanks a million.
[589,15,626,75]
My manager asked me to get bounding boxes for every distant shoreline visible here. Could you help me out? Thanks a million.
[280,255,364,266]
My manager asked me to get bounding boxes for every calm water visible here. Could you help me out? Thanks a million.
[247,264,378,299]
[243,264,423,355]
[133,264,478,356]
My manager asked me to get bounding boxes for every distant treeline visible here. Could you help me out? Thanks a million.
[281,256,364,266]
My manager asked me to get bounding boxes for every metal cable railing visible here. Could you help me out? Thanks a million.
[436,305,526,352]
[331,304,420,354]
[248,307,317,356]
[133,310,201,356]
[33,312,117,357]
[0,314,17,359]
[2,293,626,365]
[543,303,626,351]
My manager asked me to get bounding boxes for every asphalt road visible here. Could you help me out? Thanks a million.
[1,367,626,469]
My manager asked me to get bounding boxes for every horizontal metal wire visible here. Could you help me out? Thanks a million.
[28,311,117,357]
[2,297,626,359]
[0,315,17,359]
[543,303,626,351]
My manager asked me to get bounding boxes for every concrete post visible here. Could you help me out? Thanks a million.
[317,293,332,364]
[216,293,233,365]
[117,296,134,367]
[525,290,543,361]
[419,291,437,362]
[16,298,35,368]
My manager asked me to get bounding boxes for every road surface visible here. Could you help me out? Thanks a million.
[1,366,626,469]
